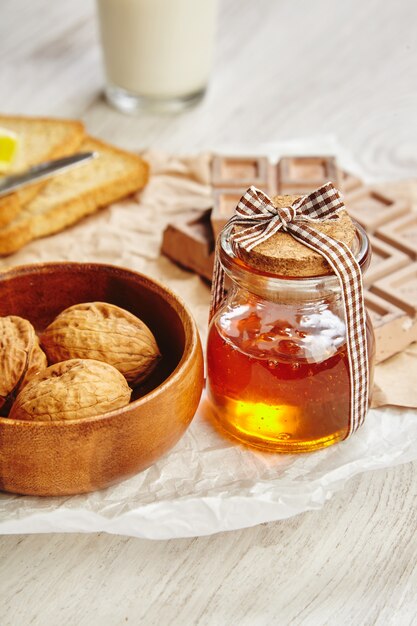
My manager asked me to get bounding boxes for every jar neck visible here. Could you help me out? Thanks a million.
[219,221,370,302]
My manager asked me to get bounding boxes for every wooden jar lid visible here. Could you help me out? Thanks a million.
[237,195,356,277]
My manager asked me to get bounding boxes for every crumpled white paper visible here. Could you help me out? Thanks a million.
[0,137,416,539]
[1,397,417,538]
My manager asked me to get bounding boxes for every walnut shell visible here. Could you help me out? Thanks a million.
[9,359,132,422]
[40,302,161,385]
[0,316,47,415]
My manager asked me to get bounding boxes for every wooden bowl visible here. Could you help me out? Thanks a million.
[0,262,204,496]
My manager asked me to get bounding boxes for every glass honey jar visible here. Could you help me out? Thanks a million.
[206,196,375,453]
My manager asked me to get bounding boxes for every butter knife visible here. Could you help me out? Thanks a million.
[0,152,97,197]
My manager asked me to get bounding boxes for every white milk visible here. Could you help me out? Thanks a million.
[96,0,218,101]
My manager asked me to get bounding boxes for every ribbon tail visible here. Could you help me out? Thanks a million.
[209,238,227,322]
[288,223,369,435]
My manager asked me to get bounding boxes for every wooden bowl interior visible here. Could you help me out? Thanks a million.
[0,264,186,396]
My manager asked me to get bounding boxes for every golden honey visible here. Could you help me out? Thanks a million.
[207,306,374,452]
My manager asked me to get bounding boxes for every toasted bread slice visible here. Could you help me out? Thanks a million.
[0,136,149,256]
[0,115,85,227]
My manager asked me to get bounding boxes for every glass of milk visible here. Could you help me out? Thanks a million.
[96,0,219,113]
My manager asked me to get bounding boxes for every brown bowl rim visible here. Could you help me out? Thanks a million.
[0,261,201,427]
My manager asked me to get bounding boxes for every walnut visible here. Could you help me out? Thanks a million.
[0,316,47,415]
[9,359,132,421]
[40,302,161,385]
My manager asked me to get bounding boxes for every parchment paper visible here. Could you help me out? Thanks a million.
[0,137,416,538]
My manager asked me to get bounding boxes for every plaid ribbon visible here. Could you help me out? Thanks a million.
[209,183,369,436]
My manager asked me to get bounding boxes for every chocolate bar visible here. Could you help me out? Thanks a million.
[364,291,416,363]
[339,169,364,194]
[211,155,271,189]
[371,262,417,316]
[211,187,248,242]
[277,156,340,194]
[376,213,417,260]
[210,156,277,242]
[161,210,214,282]
[160,152,416,365]
[344,187,410,233]
[364,234,410,287]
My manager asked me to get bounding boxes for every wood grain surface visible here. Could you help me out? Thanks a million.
[1,0,417,624]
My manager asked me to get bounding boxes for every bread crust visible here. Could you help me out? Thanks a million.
[0,136,149,256]
[0,116,85,227]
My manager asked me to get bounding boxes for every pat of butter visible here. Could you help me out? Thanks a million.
[0,127,19,173]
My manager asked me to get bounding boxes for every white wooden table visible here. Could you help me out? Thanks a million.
[1,1,417,624]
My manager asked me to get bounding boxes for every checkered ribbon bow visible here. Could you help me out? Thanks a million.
[210,183,369,436]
